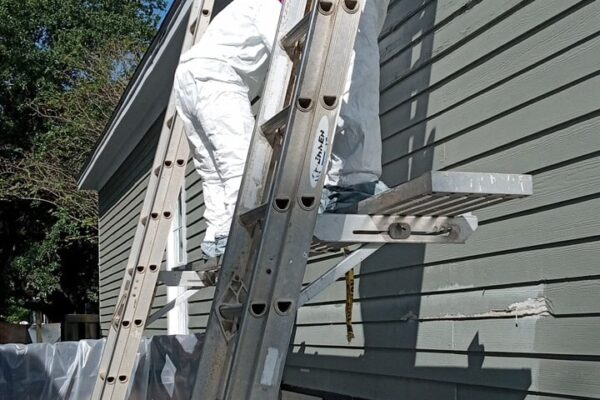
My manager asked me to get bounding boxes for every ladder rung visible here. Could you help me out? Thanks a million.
[219,303,243,319]
[280,12,311,55]
[158,271,205,288]
[239,203,268,226]
[260,106,290,146]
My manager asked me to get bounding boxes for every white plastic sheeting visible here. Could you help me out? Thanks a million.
[0,334,204,400]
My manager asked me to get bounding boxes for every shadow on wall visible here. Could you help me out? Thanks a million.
[286,1,532,398]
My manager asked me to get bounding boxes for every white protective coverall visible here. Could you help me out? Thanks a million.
[174,0,389,256]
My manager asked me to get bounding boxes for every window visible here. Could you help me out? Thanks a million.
[166,189,188,335]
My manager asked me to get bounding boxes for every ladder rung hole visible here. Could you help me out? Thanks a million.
[118,375,128,383]
[322,95,338,109]
[319,1,334,14]
[164,160,173,167]
[163,211,172,219]
[343,0,360,13]
[136,266,145,273]
[122,320,130,328]
[276,300,294,315]
[134,319,143,327]
[299,196,316,210]
[266,268,272,275]
[202,9,210,15]
[250,302,267,317]
[274,198,290,211]
[151,212,159,219]
[176,159,186,166]
[297,98,313,112]
[107,376,116,384]
[149,264,158,272]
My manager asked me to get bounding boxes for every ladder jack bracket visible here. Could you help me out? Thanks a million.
[314,214,479,245]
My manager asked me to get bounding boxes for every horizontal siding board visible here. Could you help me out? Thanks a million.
[380,0,590,115]
[305,239,600,307]
[283,368,570,400]
[381,30,600,148]
[299,280,600,324]
[380,0,527,90]
[99,176,147,231]
[379,0,433,40]
[446,112,600,173]
[286,350,600,398]
[382,71,600,189]
[292,317,600,356]
[476,158,600,221]
[379,0,473,64]
[98,118,159,216]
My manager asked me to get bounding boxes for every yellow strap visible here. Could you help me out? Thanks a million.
[345,268,355,343]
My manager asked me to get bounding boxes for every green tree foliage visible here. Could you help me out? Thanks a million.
[0,0,166,321]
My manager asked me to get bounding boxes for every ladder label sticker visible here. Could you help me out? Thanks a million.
[260,347,281,387]
[309,116,330,188]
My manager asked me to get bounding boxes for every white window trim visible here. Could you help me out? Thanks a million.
[166,189,189,335]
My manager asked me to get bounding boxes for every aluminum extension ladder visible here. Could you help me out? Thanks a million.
[90,1,216,398]
[92,0,533,399]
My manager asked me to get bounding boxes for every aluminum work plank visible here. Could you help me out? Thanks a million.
[358,171,533,216]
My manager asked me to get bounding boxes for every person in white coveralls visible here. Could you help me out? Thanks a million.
[174,0,390,258]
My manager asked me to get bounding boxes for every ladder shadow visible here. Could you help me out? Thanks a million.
[285,0,532,398]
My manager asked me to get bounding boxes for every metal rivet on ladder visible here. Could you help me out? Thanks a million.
[274,198,290,211]
[166,115,175,129]
[275,300,294,315]
[318,1,334,14]
[140,216,148,226]
[297,98,313,112]
[342,0,360,13]
[153,166,161,176]
[250,302,267,317]
[189,19,197,34]
[322,95,337,109]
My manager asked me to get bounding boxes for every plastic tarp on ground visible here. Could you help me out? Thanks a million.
[0,334,204,400]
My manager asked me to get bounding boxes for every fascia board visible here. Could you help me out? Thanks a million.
[77,0,192,190]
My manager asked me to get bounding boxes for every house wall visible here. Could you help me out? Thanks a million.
[98,0,600,398]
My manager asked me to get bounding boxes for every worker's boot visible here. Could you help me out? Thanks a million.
[199,235,228,285]
[321,181,389,214]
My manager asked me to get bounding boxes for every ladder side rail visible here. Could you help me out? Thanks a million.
[91,1,214,399]
[102,129,192,399]
[190,1,313,398]
[223,3,362,398]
